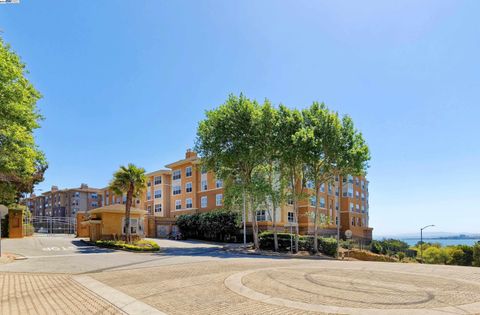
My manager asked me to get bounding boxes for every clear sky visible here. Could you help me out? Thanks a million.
[1,1,479,236]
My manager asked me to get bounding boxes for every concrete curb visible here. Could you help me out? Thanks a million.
[73,275,167,315]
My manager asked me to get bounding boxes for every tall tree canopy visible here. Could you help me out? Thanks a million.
[0,37,47,205]
[196,93,370,251]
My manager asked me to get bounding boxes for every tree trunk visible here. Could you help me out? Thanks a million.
[269,164,279,252]
[291,172,299,253]
[313,184,320,254]
[250,194,259,250]
[125,184,134,244]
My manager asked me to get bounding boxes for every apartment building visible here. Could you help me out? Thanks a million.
[164,149,224,216]
[143,169,171,217]
[155,149,372,241]
[24,184,103,217]
[101,188,143,210]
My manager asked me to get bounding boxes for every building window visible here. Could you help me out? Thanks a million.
[173,170,181,180]
[361,193,365,201]
[186,198,193,209]
[186,182,192,193]
[91,193,98,199]
[328,184,332,195]
[216,178,223,188]
[75,192,80,198]
[320,183,325,192]
[336,216,339,225]
[175,200,182,210]
[320,197,326,208]
[147,191,151,201]
[147,181,151,187]
[201,166,207,175]
[342,183,353,197]
[91,202,98,207]
[123,218,139,234]
[201,180,207,191]
[154,176,162,185]
[173,185,181,195]
[356,191,360,199]
[147,205,152,213]
[154,189,162,199]
[216,194,222,206]
[306,180,314,189]
[310,196,316,206]
[350,202,354,211]
[288,212,295,223]
[154,204,162,213]
[186,167,192,177]
[356,204,360,212]
[122,196,127,204]
[256,210,267,222]
[287,198,294,205]
[201,196,207,208]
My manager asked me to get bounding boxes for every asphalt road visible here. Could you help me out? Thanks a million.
[0,235,230,274]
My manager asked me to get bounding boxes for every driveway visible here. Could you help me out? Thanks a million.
[2,236,480,314]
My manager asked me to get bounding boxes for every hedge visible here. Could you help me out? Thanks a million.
[176,209,240,242]
[96,239,160,252]
[258,232,338,256]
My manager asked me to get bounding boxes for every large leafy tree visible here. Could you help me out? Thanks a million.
[109,164,147,243]
[276,105,308,252]
[196,94,265,249]
[296,102,343,253]
[0,37,47,205]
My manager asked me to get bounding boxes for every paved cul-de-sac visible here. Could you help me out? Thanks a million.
[2,236,480,315]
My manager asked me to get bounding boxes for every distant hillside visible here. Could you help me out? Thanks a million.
[375,232,480,240]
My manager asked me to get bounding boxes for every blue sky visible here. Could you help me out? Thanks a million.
[1,1,479,236]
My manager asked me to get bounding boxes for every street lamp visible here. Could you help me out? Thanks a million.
[420,224,435,264]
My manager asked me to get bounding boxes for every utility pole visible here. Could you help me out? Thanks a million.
[420,224,435,263]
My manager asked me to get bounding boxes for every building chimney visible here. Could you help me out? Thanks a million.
[185,148,197,159]
[80,183,89,189]
[51,185,58,192]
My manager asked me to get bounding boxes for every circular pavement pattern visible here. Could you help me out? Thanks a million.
[224,266,480,314]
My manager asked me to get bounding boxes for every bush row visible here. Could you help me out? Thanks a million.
[258,231,338,256]
[176,209,241,242]
[95,239,160,252]
[421,243,480,266]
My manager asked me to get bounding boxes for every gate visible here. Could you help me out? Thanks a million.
[31,216,77,235]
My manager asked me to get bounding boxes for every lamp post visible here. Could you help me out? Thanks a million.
[420,224,435,264]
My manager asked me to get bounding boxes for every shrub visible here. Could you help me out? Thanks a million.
[398,252,405,261]
[370,240,383,254]
[423,247,449,264]
[473,242,480,267]
[258,232,338,256]
[176,209,240,242]
[96,239,160,252]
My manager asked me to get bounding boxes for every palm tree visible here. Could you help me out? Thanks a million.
[109,164,147,243]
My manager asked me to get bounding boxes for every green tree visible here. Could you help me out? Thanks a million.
[0,37,47,204]
[276,105,308,252]
[196,94,265,249]
[109,164,147,243]
[297,102,342,253]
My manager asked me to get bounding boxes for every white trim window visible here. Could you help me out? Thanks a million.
[201,180,207,191]
[306,180,314,189]
[186,166,192,177]
[173,170,181,180]
[216,194,222,206]
[154,189,162,199]
[154,176,162,185]
[155,204,162,213]
[350,202,354,212]
[216,179,223,188]
[147,191,151,201]
[173,185,181,195]
[320,197,326,208]
[186,198,193,209]
[186,182,192,193]
[356,204,360,212]
[201,196,207,208]
[175,200,182,210]
[122,218,142,235]
[256,210,269,222]
[310,196,316,206]
[320,183,325,193]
